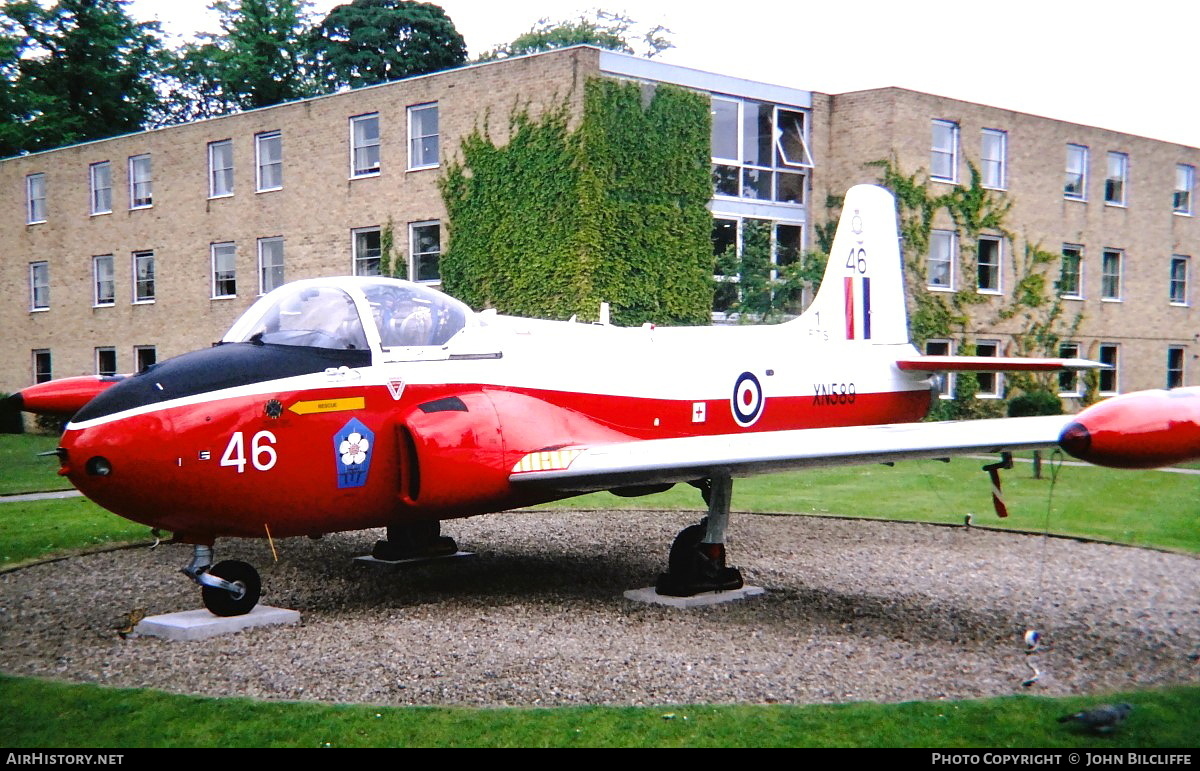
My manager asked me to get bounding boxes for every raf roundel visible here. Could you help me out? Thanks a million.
[731,371,764,427]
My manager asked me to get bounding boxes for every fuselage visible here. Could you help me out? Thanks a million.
[57,277,934,544]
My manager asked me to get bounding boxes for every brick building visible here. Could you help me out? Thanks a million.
[2,46,1196,406]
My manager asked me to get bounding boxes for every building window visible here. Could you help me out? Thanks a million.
[1101,249,1122,301]
[981,129,1006,189]
[29,262,49,310]
[931,120,959,183]
[26,173,46,223]
[256,131,282,191]
[1105,151,1127,205]
[90,161,112,214]
[408,103,438,170]
[133,250,155,303]
[134,346,157,372]
[1059,244,1083,298]
[710,216,805,315]
[93,255,115,307]
[710,97,811,205]
[409,221,441,282]
[977,236,1001,293]
[32,350,52,383]
[926,339,953,397]
[211,242,237,298]
[928,230,956,289]
[258,237,284,294]
[975,340,1001,397]
[209,140,233,197]
[1175,164,1194,215]
[1098,343,1118,394]
[129,154,152,208]
[1170,255,1189,305]
[1167,347,1185,389]
[353,227,381,276]
[1058,342,1081,396]
[95,347,117,377]
[350,114,380,177]
[1065,144,1088,199]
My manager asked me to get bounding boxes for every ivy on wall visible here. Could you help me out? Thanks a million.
[439,78,713,325]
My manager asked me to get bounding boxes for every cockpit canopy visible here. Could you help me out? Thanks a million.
[223,278,474,352]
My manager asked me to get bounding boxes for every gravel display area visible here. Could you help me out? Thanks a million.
[2,509,1197,707]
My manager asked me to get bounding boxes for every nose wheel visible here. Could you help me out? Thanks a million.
[183,546,262,616]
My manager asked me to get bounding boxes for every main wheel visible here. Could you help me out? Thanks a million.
[667,518,708,577]
[201,560,261,617]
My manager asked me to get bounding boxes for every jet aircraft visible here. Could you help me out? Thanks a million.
[11,185,1200,616]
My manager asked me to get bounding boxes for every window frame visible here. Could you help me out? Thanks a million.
[1170,255,1190,306]
[1175,164,1194,216]
[350,113,381,178]
[93,254,115,307]
[257,236,284,295]
[208,139,234,198]
[930,120,959,184]
[32,349,52,384]
[256,131,283,192]
[976,235,1002,294]
[1059,244,1083,299]
[928,229,956,290]
[408,220,441,283]
[407,103,439,171]
[210,241,237,299]
[1065,144,1088,200]
[352,227,382,276]
[90,161,112,215]
[1100,249,1123,301]
[129,154,153,209]
[95,347,118,377]
[1098,343,1119,395]
[1104,151,1128,206]
[132,250,155,304]
[134,346,157,373]
[1167,346,1185,389]
[926,339,954,398]
[980,129,1007,190]
[710,97,811,206]
[974,340,1002,398]
[29,261,49,311]
[709,214,806,318]
[26,172,46,224]
[1058,342,1082,397]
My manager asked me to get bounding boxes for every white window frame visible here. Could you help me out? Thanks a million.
[710,97,812,205]
[1098,343,1119,395]
[931,120,959,183]
[980,129,1006,190]
[90,161,112,215]
[925,339,954,398]
[1100,249,1122,301]
[928,230,956,290]
[211,242,237,299]
[208,140,234,198]
[1105,151,1128,206]
[29,261,49,311]
[976,235,1002,294]
[408,220,441,283]
[93,254,115,307]
[974,340,1002,398]
[257,237,284,295]
[26,172,46,224]
[1167,346,1185,389]
[350,113,381,178]
[407,103,439,171]
[95,347,117,377]
[1060,244,1083,299]
[132,250,155,304]
[129,154,152,208]
[256,131,282,192]
[1065,144,1088,200]
[134,345,157,373]
[1170,255,1189,306]
[352,227,382,276]
[1058,342,1082,397]
[32,349,52,383]
[1175,164,1194,216]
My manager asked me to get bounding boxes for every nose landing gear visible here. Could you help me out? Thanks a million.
[183,545,262,616]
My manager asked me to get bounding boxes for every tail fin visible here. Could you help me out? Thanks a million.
[795,185,908,345]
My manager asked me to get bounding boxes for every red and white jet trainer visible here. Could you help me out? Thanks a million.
[12,185,1200,615]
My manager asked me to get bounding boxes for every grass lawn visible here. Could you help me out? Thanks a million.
[0,433,74,495]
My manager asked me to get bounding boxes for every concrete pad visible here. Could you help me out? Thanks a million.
[133,606,300,641]
[623,585,766,608]
[354,550,474,566]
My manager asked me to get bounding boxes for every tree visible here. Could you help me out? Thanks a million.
[311,0,466,91]
[1,0,164,155]
[479,9,673,61]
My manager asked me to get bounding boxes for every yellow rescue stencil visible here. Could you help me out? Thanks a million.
[288,397,365,415]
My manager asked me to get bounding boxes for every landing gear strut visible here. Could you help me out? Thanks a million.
[183,545,262,617]
[656,474,744,596]
[372,520,458,561]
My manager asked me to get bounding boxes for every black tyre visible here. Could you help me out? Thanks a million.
[201,560,261,617]
[667,518,708,577]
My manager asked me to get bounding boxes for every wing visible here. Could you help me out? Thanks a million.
[895,356,1102,373]
[509,414,1073,493]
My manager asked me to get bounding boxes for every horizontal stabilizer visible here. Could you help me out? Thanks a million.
[896,356,1104,373]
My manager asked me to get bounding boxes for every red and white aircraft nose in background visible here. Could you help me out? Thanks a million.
[11,185,1200,615]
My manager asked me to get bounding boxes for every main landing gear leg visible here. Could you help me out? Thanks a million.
[656,474,744,597]
[372,520,458,561]
[182,544,262,617]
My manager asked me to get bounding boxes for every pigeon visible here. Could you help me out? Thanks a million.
[1057,703,1133,734]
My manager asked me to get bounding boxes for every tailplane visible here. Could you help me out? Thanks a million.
[794,185,908,345]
